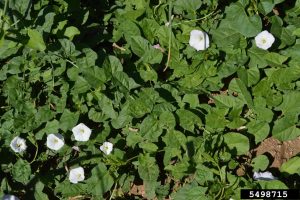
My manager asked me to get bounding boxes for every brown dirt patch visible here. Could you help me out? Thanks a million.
[129,183,146,198]
[253,136,300,168]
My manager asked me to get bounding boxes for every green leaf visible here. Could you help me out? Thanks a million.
[247,121,270,144]
[59,109,79,132]
[130,36,163,64]
[104,55,123,76]
[88,108,107,122]
[248,47,268,68]
[159,111,176,129]
[280,156,300,175]
[176,109,202,132]
[12,159,31,184]
[111,104,132,129]
[280,27,296,46]
[27,29,46,51]
[206,108,229,131]
[275,91,300,116]
[174,0,202,12]
[112,71,139,92]
[128,90,155,118]
[82,67,106,88]
[220,2,262,37]
[165,157,190,180]
[139,115,163,142]
[273,115,300,141]
[195,164,214,185]
[258,0,284,15]
[138,154,159,180]
[258,180,288,189]
[172,184,208,200]
[86,163,114,196]
[213,95,237,108]
[144,180,159,199]
[251,155,269,172]
[10,0,31,16]
[139,66,158,82]
[64,26,80,40]
[0,40,20,60]
[126,131,143,147]
[212,28,246,50]
[35,106,55,123]
[140,19,160,43]
[247,66,260,86]
[71,76,91,94]
[182,94,199,108]
[264,52,289,67]
[39,12,56,33]
[54,182,87,197]
[162,130,187,148]
[293,28,300,36]
[139,142,158,153]
[115,19,141,42]
[223,132,249,155]
[36,119,60,140]
[34,181,49,200]
[229,78,254,108]
[270,67,300,86]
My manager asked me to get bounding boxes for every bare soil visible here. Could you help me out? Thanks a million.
[254,136,300,168]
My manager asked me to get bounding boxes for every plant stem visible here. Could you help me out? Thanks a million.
[108,181,118,200]
[171,10,218,26]
[1,0,9,30]
[30,144,38,164]
[163,0,173,72]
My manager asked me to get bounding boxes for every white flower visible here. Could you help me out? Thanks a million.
[255,30,275,50]
[189,30,210,51]
[3,195,20,200]
[10,136,27,153]
[72,123,92,142]
[69,167,85,184]
[46,134,64,151]
[100,142,113,155]
[253,171,277,181]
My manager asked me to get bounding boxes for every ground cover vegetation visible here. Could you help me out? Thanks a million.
[0,0,300,199]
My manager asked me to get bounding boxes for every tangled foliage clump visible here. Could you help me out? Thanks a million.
[0,0,300,199]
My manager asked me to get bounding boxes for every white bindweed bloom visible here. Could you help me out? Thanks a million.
[72,123,92,142]
[46,134,64,151]
[255,30,275,50]
[253,171,277,181]
[189,30,210,51]
[10,136,27,153]
[69,167,85,184]
[3,194,20,200]
[100,142,113,155]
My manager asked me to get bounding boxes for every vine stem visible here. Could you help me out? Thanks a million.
[51,53,79,68]
[163,0,173,72]
[108,181,118,200]
[171,10,218,26]
[1,0,9,30]
[29,144,38,164]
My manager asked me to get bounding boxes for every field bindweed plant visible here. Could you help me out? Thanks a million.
[0,0,300,199]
